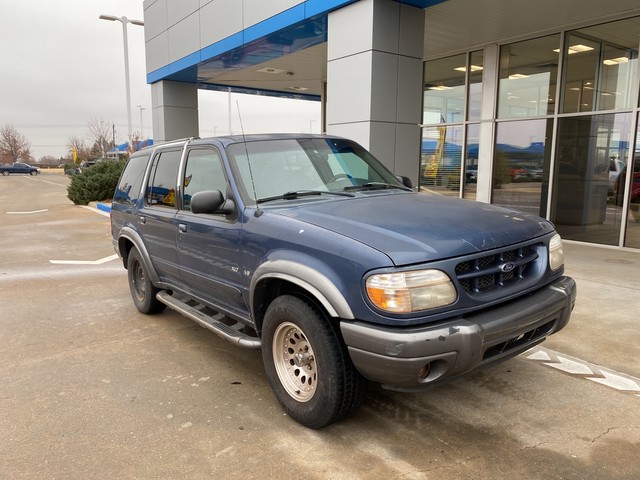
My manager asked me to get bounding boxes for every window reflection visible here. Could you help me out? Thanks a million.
[623,125,640,248]
[552,113,632,246]
[423,54,466,124]
[463,124,480,200]
[561,22,638,113]
[420,125,463,196]
[498,35,560,119]
[492,119,552,216]
[467,51,484,122]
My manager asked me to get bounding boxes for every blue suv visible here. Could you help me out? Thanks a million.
[111,134,576,428]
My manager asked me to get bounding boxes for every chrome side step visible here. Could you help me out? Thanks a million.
[156,291,261,349]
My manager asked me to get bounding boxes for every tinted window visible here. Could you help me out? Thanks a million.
[113,153,149,205]
[182,148,226,210]
[146,150,182,208]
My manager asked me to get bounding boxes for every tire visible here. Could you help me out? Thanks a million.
[1,171,8,176]
[261,295,365,428]
[126,247,166,314]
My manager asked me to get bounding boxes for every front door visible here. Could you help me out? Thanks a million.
[175,147,247,317]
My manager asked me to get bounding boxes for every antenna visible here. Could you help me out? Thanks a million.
[236,100,262,217]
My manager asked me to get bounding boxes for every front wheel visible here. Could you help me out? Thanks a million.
[1,171,8,176]
[261,295,364,428]
[126,247,166,314]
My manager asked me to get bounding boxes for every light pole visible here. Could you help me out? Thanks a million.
[99,14,144,149]
[137,104,145,138]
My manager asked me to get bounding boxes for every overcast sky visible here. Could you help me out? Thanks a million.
[0,0,321,160]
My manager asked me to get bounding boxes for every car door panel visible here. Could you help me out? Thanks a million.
[175,147,247,316]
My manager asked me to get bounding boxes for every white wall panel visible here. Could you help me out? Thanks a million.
[327,0,373,61]
[144,0,168,42]
[393,123,421,184]
[370,51,399,124]
[243,0,303,29]
[200,0,244,48]
[395,56,423,125]
[398,4,424,59]
[371,0,399,54]
[326,53,373,125]
[167,13,200,63]
[146,31,170,73]
[167,0,200,27]
[152,81,199,141]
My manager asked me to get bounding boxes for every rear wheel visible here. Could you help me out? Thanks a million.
[127,248,165,314]
[1,171,8,176]
[261,295,364,428]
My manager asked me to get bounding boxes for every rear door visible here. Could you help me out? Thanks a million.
[174,146,247,317]
[138,147,182,284]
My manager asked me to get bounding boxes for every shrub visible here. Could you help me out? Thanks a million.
[67,159,126,205]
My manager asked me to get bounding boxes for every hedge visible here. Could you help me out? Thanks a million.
[67,160,126,205]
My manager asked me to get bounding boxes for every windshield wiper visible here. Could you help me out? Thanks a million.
[257,190,355,204]
[344,182,412,192]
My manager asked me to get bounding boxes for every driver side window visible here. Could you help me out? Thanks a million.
[182,148,226,211]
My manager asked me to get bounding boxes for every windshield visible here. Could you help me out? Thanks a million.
[226,137,405,203]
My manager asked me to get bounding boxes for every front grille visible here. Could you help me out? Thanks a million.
[455,243,541,295]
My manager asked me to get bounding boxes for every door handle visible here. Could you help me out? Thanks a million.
[139,216,146,225]
[178,223,187,233]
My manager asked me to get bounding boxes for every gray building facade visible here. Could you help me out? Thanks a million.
[143,0,640,249]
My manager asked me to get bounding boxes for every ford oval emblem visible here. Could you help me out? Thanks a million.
[500,262,516,273]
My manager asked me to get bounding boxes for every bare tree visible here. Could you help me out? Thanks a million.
[67,136,90,164]
[38,155,59,167]
[0,124,32,164]
[88,118,114,158]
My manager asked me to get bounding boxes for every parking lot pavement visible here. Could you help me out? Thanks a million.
[1,174,639,479]
[544,241,640,379]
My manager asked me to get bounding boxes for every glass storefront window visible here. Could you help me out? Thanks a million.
[561,34,600,113]
[492,119,552,216]
[623,125,640,248]
[467,51,484,122]
[562,20,639,114]
[419,125,463,196]
[551,113,632,246]
[423,54,466,124]
[498,35,560,119]
[463,124,480,200]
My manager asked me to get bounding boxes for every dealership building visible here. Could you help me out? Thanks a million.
[142,0,640,250]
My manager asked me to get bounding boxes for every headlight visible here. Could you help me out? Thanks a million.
[366,269,457,313]
[549,233,564,271]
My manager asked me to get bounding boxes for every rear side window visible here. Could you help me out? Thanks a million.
[146,150,182,208]
[113,153,150,205]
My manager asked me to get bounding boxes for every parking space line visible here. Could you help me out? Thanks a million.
[6,209,49,214]
[80,205,110,218]
[50,254,119,265]
[526,346,640,398]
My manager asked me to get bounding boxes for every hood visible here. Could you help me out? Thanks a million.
[277,193,554,266]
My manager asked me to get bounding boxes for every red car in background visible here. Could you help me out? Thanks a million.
[614,160,640,209]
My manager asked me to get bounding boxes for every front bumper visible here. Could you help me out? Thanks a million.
[340,276,576,391]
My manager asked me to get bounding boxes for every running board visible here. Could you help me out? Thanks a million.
[156,291,261,349]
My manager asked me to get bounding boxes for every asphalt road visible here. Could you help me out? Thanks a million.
[1,173,639,479]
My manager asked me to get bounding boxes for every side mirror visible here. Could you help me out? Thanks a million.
[190,190,225,214]
[396,175,413,189]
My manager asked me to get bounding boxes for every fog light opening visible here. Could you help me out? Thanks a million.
[418,363,432,379]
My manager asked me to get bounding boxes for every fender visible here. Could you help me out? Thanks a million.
[251,259,355,320]
[117,225,161,285]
